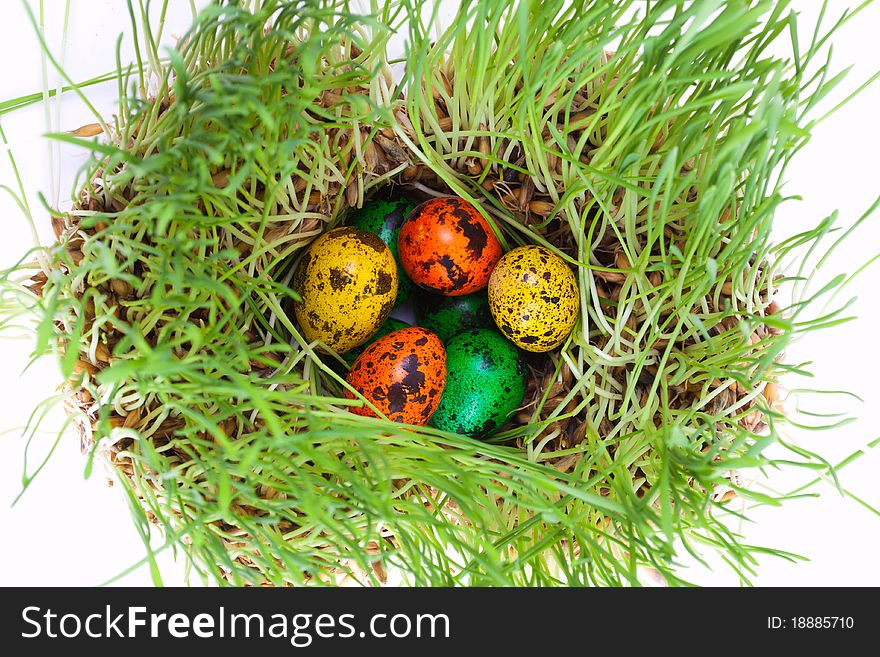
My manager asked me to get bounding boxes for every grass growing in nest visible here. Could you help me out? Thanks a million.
[1,0,878,585]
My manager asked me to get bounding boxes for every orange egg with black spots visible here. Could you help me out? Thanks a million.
[345,327,447,425]
[398,197,502,296]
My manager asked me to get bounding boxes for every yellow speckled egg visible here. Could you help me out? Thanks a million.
[487,245,579,352]
[292,226,398,354]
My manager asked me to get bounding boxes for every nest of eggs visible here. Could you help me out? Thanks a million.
[19,1,817,586]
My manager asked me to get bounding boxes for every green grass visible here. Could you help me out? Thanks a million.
[1,0,878,586]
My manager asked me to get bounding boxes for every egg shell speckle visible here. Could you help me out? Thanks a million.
[292,226,398,354]
[488,245,579,352]
[415,290,494,343]
[345,327,446,425]
[347,196,416,306]
[398,196,502,296]
[342,317,410,366]
[431,329,526,438]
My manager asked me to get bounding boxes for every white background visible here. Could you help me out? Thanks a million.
[0,1,878,586]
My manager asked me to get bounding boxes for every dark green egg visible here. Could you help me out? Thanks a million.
[415,290,494,343]
[342,317,411,366]
[431,328,527,438]
[348,196,416,306]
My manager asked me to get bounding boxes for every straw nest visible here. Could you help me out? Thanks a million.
[42,75,773,583]
[18,1,819,586]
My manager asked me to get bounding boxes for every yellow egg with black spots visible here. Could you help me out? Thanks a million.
[487,245,579,352]
[292,226,398,354]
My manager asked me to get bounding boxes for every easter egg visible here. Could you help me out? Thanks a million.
[292,226,398,354]
[398,196,502,296]
[431,329,526,438]
[345,327,446,425]
[487,245,579,352]
[348,196,416,306]
[342,317,410,366]
[415,290,493,343]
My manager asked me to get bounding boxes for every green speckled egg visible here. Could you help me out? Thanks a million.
[488,245,579,352]
[431,329,526,438]
[342,317,411,366]
[348,196,416,306]
[414,290,493,343]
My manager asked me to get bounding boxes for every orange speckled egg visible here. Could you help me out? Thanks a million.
[398,197,502,296]
[345,327,447,425]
